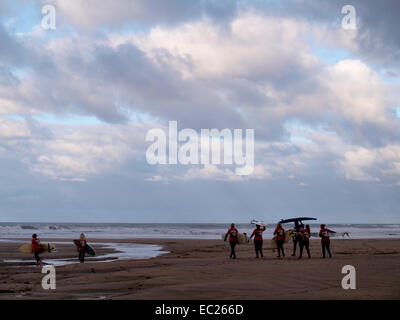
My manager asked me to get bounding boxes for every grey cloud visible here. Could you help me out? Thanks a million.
[0,24,26,66]
[43,0,239,30]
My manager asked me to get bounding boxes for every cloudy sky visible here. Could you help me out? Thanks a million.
[0,0,399,223]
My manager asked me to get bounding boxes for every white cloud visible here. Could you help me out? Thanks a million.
[0,117,31,139]
[22,122,154,181]
[134,12,317,79]
[339,145,400,182]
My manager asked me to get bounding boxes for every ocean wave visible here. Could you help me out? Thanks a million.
[0,223,399,239]
[20,225,38,230]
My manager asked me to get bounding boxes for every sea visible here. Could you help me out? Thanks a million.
[1,223,400,240]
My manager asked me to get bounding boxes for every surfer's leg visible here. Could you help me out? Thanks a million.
[276,242,281,257]
[299,241,303,259]
[305,242,311,258]
[34,251,40,265]
[277,241,284,257]
[321,242,326,258]
[254,241,259,258]
[326,242,332,258]
[292,238,295,256]
[230,242,236,258]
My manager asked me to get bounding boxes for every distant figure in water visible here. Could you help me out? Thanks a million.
[299,224,311,259]
[292,220,304,256]
[319,224,336,258]
[274,223,285,258]
[250,224,266,258]
[75,233,87,263]
[31,233,42,266]
[224,223,239,259]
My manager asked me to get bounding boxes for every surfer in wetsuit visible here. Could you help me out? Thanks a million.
[273,223,285,258]
[250,224,266,258]
[31,234,42,266]
[224,223,239,259]
[292,220,304,256]
[319,224,335,258]
[299,224,311,259]
[76,233,87,263]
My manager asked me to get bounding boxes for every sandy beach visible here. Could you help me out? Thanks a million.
[0,238,399,300]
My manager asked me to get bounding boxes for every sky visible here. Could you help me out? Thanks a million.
[0,0,399,223]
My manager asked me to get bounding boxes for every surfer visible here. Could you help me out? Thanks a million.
[75,233,87,263]
[292,220,304,256]
[250,224,266,258]
[299,224,311,259]
[273,223,285,258]
[319,224,336,258]
[224,223,239,259]
[31,234,42,266]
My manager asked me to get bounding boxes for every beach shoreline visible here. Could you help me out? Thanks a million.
[1,238,399,300]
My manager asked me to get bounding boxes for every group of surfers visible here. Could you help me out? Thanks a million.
[31,232,88,266]
[224,223,335,259]
[30,224,335,265]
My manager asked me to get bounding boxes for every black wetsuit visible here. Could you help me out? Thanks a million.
[299,230,311,259]
[276,240,285,257]
[321,242,332,258]
[292,222,304,256]
[230,242,237,259]
[34,251,41,263]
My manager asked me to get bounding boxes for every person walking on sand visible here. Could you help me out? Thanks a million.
[224,223,239,259]
[250,224,266,258]
[299,224,311,259]
[292,220,304,256]
[75,233,87,263]
[319,224,336,258]
[274,223,285,258]
[31,234,42,266]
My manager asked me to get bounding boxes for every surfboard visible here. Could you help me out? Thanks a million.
[18,243,56,254]
[221,232,249,244]
[250,219,267,227]
[73,240,96,256]
[271,230,295,251]
[85,245,96,256]
[279,217,317,224]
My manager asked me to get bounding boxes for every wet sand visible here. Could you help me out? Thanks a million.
[0,238,399,299]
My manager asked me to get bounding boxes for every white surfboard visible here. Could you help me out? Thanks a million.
[250,219,267,227]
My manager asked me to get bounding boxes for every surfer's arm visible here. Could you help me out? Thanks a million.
[224,231,229,241]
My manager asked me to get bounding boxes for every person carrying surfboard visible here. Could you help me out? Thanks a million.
[292,220,304,256]
[319,224,336,258]
[31,234,42,266]
[224,223,239,259]
[299,224,311,259]
[273,223,286,258]
[250,224,266,258]
[75,233,87,263]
